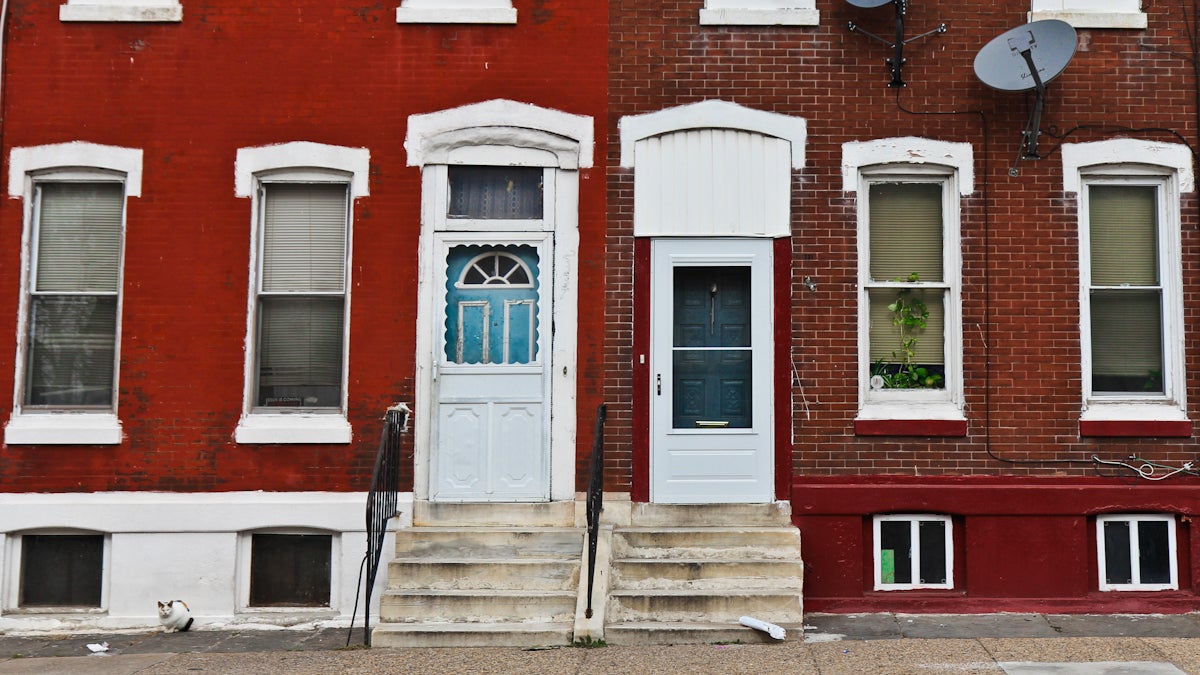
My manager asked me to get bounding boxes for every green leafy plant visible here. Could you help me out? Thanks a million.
[871,272,943,389]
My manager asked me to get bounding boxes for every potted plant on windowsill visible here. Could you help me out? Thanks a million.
[871,272,944,389]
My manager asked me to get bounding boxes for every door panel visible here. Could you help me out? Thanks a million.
[431,240,550,501]
[651,239,773,504]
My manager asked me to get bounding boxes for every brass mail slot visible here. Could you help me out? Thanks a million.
[695,420,730,429]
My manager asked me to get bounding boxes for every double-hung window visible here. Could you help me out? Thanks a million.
[1065,141,1190,436]
[846,139,969,433]
[233,142,369,444]
[6,142,141,446]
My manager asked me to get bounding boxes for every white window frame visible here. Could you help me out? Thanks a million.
[236,529,338,613]
[699,0,819,26]
[5,143,141,446]
[396,0,515,24]
[1064,140,1190,426]
[873,514,954,591]
[60,0,182,22]
[4,530,111,613]
[1029,0,1146,29]
[845,139,971,423]
[1096,514,1178,591]
[233,142,369,444]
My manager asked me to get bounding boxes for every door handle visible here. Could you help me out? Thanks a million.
[656,374,661,395]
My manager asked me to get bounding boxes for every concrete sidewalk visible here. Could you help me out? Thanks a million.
[0,614,1196,674]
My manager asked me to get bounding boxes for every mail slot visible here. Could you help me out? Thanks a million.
[695,420,730,429]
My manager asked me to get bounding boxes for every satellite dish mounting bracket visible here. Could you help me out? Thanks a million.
[847,0,947,88]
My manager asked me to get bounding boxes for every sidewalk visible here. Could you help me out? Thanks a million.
[0,614,1196,674]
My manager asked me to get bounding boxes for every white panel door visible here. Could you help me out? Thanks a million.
[431,237,551,501]
[650,238,774,503]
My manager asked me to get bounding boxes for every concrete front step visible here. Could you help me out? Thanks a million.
[611,559,804,590]
[604,621,801,646]
[371,621,574,648]
[607,589,803,624]
[630,502,793,528]
[613,527,801,559]
[414,500,576,527]
[395,527,584,559]
[380,589,577,623]
[388,558,580,591]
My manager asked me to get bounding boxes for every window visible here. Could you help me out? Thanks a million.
[1065,140,1190,436]
[6,142,141,446]
[396,0,516,24]
[233,142,369,444]
[248,533,332,607]
[19,534,105,608]
[873,515,953,590]
[1029,0,1146,29]
[699,0,819,26]
[846,138,969,433]
[60,0,182,22]
[1097,515,1177,591]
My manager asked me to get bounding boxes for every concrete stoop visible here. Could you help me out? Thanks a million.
[603,503,804,645]
[372,515,584,648]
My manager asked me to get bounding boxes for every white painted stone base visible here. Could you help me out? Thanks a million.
[0,491,414,633]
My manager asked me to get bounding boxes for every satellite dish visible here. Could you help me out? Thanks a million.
[973,20,1077,161]
[974,19,1077,92]
[846,0,947,87]
[847,0,893,7]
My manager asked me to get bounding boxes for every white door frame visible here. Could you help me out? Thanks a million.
[650,238,774,504]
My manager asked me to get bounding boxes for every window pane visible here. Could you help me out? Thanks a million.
[672,350,751,429]
[256,296,344,408]
[449,166,543,219]
[879,520,912,584]
[261,183,347,294]
[869,182,943,283]
[249,534,331,607]
[673,267,751,348]
[1103,521,1133,585]
[1090,185,1157,286]
[1137,520,1172,585]
[1090,290,1163,393]
[35,183,123,293]
[918,520,948,585]
[20,534,103,607]
[26,296,117,407]
[443,245,540,364]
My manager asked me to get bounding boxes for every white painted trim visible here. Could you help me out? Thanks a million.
[60,1,181,22]
[0,491,410,631]
[233,414,352,444]
[842,137,974,195]
[620,100,807,169]
[1061,139,1194,194]
[5,413,123,445]
[1096,514,1178,591]
[397,8,516,23]
[234,142,370,198]
[873,514,954,591]
[1029,0,1145,28]
[406,99,593,169]
[699,8,819,25]
[9,142,143,198]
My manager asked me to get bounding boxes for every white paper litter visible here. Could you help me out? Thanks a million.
[739,615,786,640]
[86,642,109,653]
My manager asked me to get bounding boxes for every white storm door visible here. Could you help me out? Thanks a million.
[651,239,774,504]
[431,236,551,502]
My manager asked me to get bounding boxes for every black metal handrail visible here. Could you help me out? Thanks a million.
[349,404,410,647]
[584,403,607,619]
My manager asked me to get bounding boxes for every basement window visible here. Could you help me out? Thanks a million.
[1097,514,1178,591]
[873,515,953,591]
[19,534,105,608]
[249,533,332,607]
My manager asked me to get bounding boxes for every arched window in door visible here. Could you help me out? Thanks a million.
[444,245,540,365]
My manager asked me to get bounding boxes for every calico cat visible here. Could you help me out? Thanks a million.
[157,599,194,632]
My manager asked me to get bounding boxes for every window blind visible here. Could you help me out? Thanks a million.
[261,184,347,293]
[869,182,943,283]
[35,183,123,293]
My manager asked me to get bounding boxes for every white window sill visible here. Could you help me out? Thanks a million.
[699,8,819,25]
[855,401,967,436]
[5,413,123,445]
[1028,10,1147,29]
[234,414,352,444]
[1081,401,1189,422]
[396,8,516,24]
[60,2,183,22]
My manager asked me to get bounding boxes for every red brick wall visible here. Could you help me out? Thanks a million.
[606,0,1200,483]
[0,0,608,493]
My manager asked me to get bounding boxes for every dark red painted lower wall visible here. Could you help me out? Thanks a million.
[792,476,1200,614]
